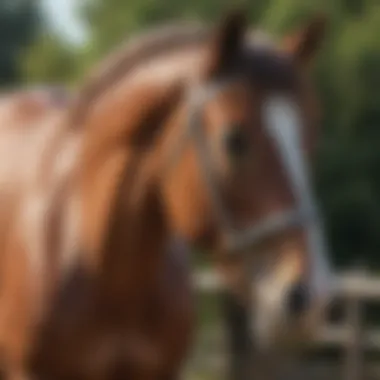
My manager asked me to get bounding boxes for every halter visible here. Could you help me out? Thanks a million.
[177,79,322,255]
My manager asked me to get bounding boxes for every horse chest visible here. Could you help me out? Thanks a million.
[29,264,193,380]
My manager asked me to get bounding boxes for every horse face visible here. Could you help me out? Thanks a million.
[162,11,332,348]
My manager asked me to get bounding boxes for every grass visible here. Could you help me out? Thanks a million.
[185,250,229,379]
[185,289,226,380]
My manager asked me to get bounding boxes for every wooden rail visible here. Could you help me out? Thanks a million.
[192,269,380,300]
[191,268,380,380]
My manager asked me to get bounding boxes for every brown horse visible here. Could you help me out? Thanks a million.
[0,10,331,380]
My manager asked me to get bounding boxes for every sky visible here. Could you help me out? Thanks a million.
[42,0,88,45]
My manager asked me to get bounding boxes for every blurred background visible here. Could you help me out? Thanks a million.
[2,0,380,379]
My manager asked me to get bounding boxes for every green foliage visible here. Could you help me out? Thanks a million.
[0,0,40,86]
[313,3,380,267]
[21,34,81,86]
[80,0,275,62]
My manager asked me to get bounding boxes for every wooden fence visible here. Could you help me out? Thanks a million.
[191,268,380,380]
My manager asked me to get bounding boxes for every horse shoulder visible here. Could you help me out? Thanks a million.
[0,95,79,373]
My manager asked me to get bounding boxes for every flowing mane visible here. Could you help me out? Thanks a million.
[71,22,211,125]
[70,21,282,128]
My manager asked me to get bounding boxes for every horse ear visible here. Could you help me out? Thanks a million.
[205,9,248,78]
[283,14,328,67]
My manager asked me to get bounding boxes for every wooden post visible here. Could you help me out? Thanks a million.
[343,268,365,380]
[220,292,289,380]
[221,291,253,380]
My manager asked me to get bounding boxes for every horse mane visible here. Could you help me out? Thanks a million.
[69,14,280,127]
[75,22,216,258]
[70,22,211,126]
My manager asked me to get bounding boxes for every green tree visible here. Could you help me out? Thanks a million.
[21,34,83,86]
[0,0,40,86]
[80,0,269,62]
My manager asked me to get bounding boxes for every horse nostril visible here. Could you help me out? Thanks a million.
[287,282,309,316]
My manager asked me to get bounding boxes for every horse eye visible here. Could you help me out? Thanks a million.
[224,128,249,158]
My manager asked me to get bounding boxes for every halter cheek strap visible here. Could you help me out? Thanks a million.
[168,81,317,254]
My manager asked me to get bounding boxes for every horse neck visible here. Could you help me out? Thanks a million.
[77,48,198,302]
[88,149,169,303]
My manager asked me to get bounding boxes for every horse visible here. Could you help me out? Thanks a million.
[0,9,331,380]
